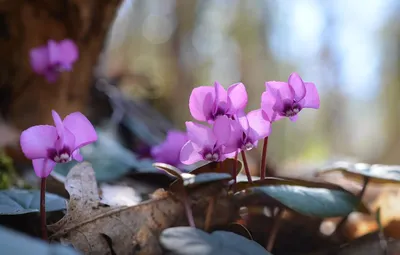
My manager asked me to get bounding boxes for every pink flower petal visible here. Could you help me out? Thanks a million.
[288,73,306,101]
[58,39,79,68]
[20,125,57,159]
[29,46,49,74]
[289,115,299,122]
[63,128,76,153]
[72,150,83,162]
[227,83,248,112]
[261,91,284,122]
[303,82,320,109]
[265,81,293,101]
[213,116,231,146]
[32,158,57,178]
[52,110,64,143]
[62,112,97,149]
[180,141,203,165]
[247,109,271,139]
[48,40,61,66]
[189,86,215,121]
[185,121,214,147]
[214,82,229,114]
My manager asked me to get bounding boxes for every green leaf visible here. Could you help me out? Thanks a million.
[237,185,362,218]
[318,161,400,184]
[160,227,271,255]
[182,173,232,187]
[0,226,81,255]
[0,189,66,215]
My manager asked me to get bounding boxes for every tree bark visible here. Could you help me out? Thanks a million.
[0,0,121,130]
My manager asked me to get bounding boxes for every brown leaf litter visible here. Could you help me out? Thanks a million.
[48,162,237,255]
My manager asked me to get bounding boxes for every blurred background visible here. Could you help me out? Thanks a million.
[1,0,400,177]
[102,0,400,168]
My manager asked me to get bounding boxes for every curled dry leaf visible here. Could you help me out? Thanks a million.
[48,162,237,255]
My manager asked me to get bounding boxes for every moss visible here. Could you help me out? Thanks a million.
[0,150,16,189]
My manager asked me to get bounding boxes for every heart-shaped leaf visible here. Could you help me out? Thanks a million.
[235,176,351,193]
[318,161,400,184]
[160,227,271,255]
[0,226,81,255]
[236,185,364,218]
[0,189,66,215]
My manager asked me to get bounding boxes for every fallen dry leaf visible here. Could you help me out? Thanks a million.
[48,162,237,255]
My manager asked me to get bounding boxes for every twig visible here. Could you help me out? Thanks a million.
[266,208,284,252]
[241,151,252,183]
[260,137,269,180]
[40,177,48,241]
[204,196,216,231]
[181,188,195,228]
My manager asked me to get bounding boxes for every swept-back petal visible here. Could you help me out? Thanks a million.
[213,116,231,146]
[185,121,214,147]
[214,82,229,114]
[29,46,49,74]
[261,91,283,122]
[288,72,306,101]
[303,82,320,109]
[52,110,64,142]
[63,112,97,149]
[227,83,248,112]
[32,158,57,178]
[265,81,293,100]
[20,125,57,159]
[189,86,215,121]
[47,40,61,66]
[58,39,79,68]
[247,109,271,139]
[180,141,203,165]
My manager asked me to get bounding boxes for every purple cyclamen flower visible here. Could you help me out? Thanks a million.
[189,81,248,122]
[20,110,97,178]
[261,72,320,122]
[180,116,237,165]
[228,109,272,154]
[30,39,79,83]
[151,130,188,167]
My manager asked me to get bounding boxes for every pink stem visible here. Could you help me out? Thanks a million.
[260,137,269,180]
[241,151,252,183]
[40,177,48,241]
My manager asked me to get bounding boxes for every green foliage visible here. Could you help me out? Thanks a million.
[0,150,16,189]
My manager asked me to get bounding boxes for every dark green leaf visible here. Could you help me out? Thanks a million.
[0,189,66,215]
[0,226,81,255]
[160,227,271,255]
[153,163,183,179]
[318,161,400,183]
[191,159,243,176]
[237,185,362,217]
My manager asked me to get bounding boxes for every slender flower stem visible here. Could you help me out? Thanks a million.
[232,151,238,192]
[40,177,48,241]
[266,208,284,252]
[332,176,370,237]
[204,196,216,232]
[260,137,269,180]
[181,188,195,228]
[241,151,252,183]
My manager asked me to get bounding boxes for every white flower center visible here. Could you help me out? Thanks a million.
[242,142,254,151]
[53,153,71,163]
[205,152,219,161]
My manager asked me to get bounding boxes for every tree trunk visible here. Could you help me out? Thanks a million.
[0,0,121,130]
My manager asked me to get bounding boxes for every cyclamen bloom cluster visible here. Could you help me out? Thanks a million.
[151,72,320,169]
[30,39,79,83]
